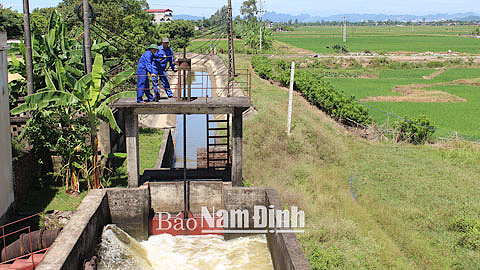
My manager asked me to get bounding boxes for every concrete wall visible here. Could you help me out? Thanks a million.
[223,187,267,234]
[38,185,310,270]
[265,189,311,270]
[106,186,150,240]
[0,32,14,224]
[37,190,111,270]
[155,128,174,168]
[149,181,224,213]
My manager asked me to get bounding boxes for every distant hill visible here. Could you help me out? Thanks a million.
[263,11,480,23]
[174,14,202,21]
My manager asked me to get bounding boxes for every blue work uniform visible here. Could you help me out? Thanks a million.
[136,50,155,103]
[153,46,176,97]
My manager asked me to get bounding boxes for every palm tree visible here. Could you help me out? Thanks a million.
[11,54,135,189]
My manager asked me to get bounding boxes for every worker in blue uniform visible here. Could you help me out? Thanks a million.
[153,37,176,99]
[137,44,158,103]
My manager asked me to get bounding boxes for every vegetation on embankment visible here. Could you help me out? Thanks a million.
[17,128,163,214]
[252,54,480,139]
[240,54,480,269]
[251,56,371,127]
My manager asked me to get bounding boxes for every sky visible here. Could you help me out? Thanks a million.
[3,0,480,18]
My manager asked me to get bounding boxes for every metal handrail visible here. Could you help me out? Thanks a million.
[0,212,44,267]
[0,247,49,265]
[113,71,252,99]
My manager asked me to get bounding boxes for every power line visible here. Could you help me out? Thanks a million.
[93,21,144,49]
[191,35,226,66]
[189,26,227,53]
[149,5,219,10]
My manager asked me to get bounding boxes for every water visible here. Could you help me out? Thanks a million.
[173,71,217,168]
[97,225,274,270]
[97,225,153,270]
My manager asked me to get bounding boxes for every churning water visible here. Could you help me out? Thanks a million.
[97,225,273,270]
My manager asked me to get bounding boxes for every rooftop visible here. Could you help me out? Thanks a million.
[147,9,173,13]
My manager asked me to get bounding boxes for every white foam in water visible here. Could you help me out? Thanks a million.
[142,234,273,270]
[97,225,273,270]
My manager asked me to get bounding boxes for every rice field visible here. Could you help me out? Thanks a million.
[275,25,480,54]
[326,67,480,137]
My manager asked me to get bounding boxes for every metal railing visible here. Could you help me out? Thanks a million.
[112,69,252,99]
[0,212,45,267]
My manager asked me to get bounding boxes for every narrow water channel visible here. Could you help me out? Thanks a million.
[172,71,216,168]
[97,225,274,270]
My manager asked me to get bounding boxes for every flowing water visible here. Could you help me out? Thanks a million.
[97,225,274,270]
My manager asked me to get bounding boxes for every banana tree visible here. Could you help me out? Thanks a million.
[12,54,136,190]
[8,10,115,102]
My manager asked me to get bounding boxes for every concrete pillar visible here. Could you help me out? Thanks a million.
[125,111,139,187]
[98,121,111,156]
[0,32,15,221]
[232,108,243,186]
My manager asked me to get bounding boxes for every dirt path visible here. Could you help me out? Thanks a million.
[274,40,316,55]
[423,68,448,80]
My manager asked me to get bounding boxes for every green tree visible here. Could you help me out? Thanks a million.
[31,8,55,35]
[240,0,258,21]
[8,10,112,101]
[12,54,136,190]
[209,6,229,32]
[0,6,23,39]
[156,20,195,49]
[57,0,160,65]
[237,20,273,50]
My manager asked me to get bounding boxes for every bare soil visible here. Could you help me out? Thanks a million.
[423,68,448,80]
[361,83,467,103]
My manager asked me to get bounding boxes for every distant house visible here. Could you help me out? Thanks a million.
[265,20,274,29]
[147,9,173,23]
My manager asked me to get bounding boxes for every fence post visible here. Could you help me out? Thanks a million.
[287,61,295,135]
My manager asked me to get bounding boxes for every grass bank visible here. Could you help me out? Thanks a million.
[239,54,480,269]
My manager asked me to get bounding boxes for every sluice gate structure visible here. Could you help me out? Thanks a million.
[35,54,310,270]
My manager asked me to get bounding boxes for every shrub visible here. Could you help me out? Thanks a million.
[332,44,348,54]
[426,61,445,68]
[394,115,437,144]
[251,56,371,126]
[369,57,391,68]
[450,215,480,250]
[251,56,273,80]
[308,246,344,270]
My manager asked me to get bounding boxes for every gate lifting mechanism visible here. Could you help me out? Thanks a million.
[178,49,192,220]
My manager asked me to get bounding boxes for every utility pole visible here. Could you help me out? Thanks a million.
[227,0,235,77]
[287,61,295,135]
[23,0,34,95]
[83,0,92,73]
[343,16,347,43]
[259,0,264,51]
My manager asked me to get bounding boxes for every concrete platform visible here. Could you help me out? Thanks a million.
[117,97,249,187]
[111,97,252,115]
